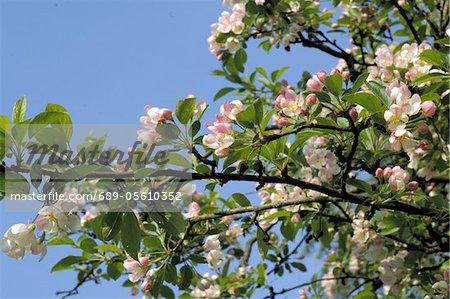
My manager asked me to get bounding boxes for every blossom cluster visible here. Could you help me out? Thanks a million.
[370,42,432,83]
[208,3,246,57]
[303,136,341,182]
[191,273,221,298]
[2,188,83,261]
[137,105,173,145]
[202,100,243,157]
[375,166,418,192]
[123,256,156,293]
[204,234,224,269]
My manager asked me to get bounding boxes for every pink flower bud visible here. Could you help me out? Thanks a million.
[349,107,358,122]
[306,78,322,90]
[331,23,338,28]
[421,101,436,118]
[417,123,429,134]
[316,70,328,82]
[420,139,430,150]
[383,167,392,179]
[300,108,309,115]
[281,80,289,87]
[306,94,317,106]
[405,71,413,81]
[322,8,328,13]
[375,168,384,178]
[330,68,340,75]
[406,181,419,191]
[342,71,351,80]
[349,38,354,44]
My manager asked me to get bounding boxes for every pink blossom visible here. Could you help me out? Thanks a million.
[204,235,221,251]
[144,106,172,124]
[203,121,234,157]
[219,100,243,121]
[123,256,149,282]
[275,89,302,117]
[187,202,201,218]
[388,166,410,191]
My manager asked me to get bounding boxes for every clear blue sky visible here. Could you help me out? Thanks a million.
[1,0,341,298]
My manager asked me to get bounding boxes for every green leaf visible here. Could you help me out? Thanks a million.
[80,238,97,253]
[79,238,98,253]
[366,81,392,107]
[107,262,124,280]
[175,98,196,124]
[324,74,343,95]
[12,96,27,124]
[95,244,123,254]
[45,103,69,113]
[256,229,268,259]
[165,263,178,285]
[178,265,193,290]
[234,48,247,73]
[143,235,164,250]
[121,212,141,260]
[420,49,445,66]
[380,227,400,235]
[232,193,251,207]
[51,256,87,272]
[351,72,369,92]
[102,212,123,241]
[236,105,256,129]
[291,262,307,272]
[0,115,11,134]
[271,66,289,82]
[343,92,384,113]
[256,67,268,79]
[214,87,235,101]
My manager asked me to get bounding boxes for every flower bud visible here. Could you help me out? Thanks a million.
[417,123,429,134]
[406,181,419,191]
[375,168,384,178]
[330,68,340,75]
[383,167,392,179]
[349,107,358,122]
[342,71,351,80]
[306,94,317,106]
[421,101,436,118]
[420,139,430,150]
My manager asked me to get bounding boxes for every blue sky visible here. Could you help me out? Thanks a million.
[1,0,341,298]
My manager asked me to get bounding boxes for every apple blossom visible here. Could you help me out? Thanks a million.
[203,121,235,157]
[1,223,37,260]
[388,166,410,192]
[207,249,224,268]
[204,234,221,251]
[191,273,221,298]
[123,256,150,282]
[219,100,243,121]
[143,106,172,124]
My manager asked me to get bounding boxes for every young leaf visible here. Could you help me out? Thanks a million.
[175,98,196,124]
[343,92,384,113]
[121,212,141,260]
[324,74,343,95]
[107,262,124,280]
[12,96,27,124]
[232,193,251,207]
[51,256,87,272]
[214,87,235,101]
[102,212,123,241]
